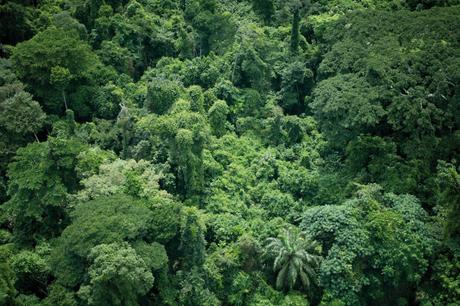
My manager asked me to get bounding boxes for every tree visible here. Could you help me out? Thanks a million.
[177,267,220,306]
[344,135,413,193]
[310,74,384,147]
[179,207,206,270]
[184,0,235,55]
[97,40,134,76]
[98,161,145,199]
[0,65,44,203]
[11,26,100,114]
[301,185,434,305]
[267,108,284,146]
[188,85,205,113]
[11,250,50,297]
[436,161,460,241]
[78,242,154,306]
[0,2,34,45]
[75,147,117,180]
[76,158,170,203]
[51,194,162,288]
[42,284,77,306]
[116,105,132,159]
[90,0,177,76]
[0,247,16,305]
[252,0,275,23]
[264,229,321,291]
[50,66,72,110]
[141,101,210,200]
[145,78,183,114]
[311,6,460,200]
[278,60,313,112]
[229,23,278,92]
[208,100,228,137]
[290,0,310,53]
[5,137,86,244]
[0,87,45,142]
[175,128,202,198]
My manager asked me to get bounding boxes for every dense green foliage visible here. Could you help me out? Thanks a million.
[0,0,459,305]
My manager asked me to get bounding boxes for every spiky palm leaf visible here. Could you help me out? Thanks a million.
[264,229,321,291]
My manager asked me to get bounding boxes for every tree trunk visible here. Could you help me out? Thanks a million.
[290,9,300,53]
[62,90,68,110]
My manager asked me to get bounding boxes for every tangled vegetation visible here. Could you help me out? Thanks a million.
[0,0,459,305]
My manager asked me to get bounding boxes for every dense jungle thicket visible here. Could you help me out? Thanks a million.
[0,0,459,305]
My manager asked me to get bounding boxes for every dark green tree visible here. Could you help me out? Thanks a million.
[145,78,182,114]
[301,185,434,305]
[116,104,132,159]
[252,0,275,23]
[51,194,166,288]
[5,137,86,244]
[0,247,16,305]
[184,0,235,55]
[179,207,206,270]
[11,250,50,297]
[188,85,205,113]
[208,100,229,137]
[0,2,34,45]
[11,26,100,114]
[0,87,45,142]
[290,0,310,53]
[436,161,460,241]
[78,242,154,306]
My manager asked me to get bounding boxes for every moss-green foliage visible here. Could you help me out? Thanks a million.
[179,207,207,270]
[307,7,460,210]
[301,185,434,305]
[145,78,183,114]
[138,98,210,200]
[0,62,47,203]
[5,137,86,244]
[1,0,459,305]
[78,242,155,306]
[0,245,16,305]
[51,195,153,285]
[208,99,229,137]
[11,27,103,116]
[11,250,50,295]
[0,90,45,138]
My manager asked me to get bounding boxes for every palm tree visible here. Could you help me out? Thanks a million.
[264,229,321,291]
